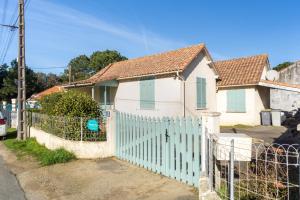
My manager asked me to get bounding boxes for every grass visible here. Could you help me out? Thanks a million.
[3,128,76,166]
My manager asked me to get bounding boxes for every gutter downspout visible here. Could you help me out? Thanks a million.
[176,71,186,117]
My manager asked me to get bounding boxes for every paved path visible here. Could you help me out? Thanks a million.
[221,126,287,144]
[0,156,26,200]
[18,158,198,200]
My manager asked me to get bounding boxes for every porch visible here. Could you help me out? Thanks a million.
[72,80,118,111]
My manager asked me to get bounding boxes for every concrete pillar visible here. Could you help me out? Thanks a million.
[200,112,220,172]
[2,101,7,110]
[91,86,95,100]
[11,99,16,112]
[105,109,116,156]
[104,86,107,110]
[11,99,18,129]
[198,112,221,199]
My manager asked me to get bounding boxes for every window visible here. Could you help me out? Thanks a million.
[196,77,206,109]
[227,89,246,112]
[100,86,112,105]
[140,78,155,110]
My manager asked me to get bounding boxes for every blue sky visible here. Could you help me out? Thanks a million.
[1,0,300,74]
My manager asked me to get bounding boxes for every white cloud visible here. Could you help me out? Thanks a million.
[29,0,185,53]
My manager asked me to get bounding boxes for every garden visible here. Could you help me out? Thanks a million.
[28,90,106,141]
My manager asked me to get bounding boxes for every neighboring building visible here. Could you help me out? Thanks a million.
[64,44,219,118]
[214,55,271,126]
[270,61,300,111]
[27,85,65,108]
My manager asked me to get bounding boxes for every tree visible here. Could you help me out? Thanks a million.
[273,62,293,71]
[0,63,8,89]
[90,50,127,72]
[63,55,91,82]
[35,72,62,91]
[0,60,45,100]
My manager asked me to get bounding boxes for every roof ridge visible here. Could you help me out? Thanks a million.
[214,53,268,63]
[113,43,205,65]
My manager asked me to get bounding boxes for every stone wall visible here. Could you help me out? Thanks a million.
[271,62,300,111]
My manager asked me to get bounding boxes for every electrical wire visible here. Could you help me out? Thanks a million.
[0,0,31,65]
[30,66,68,70]
[0,0,8,45]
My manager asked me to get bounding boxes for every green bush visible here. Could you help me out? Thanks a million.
[40,92,64,115]
[4,138,76,166]
[32,90,105,141]
[40,90,101,118]
[53,90,101,117]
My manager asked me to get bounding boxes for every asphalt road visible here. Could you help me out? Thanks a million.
[0,156,26,200]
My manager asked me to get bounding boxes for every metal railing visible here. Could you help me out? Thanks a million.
[207,135,300,200]
[29,112,106,142]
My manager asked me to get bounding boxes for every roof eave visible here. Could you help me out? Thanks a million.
[217,83,259,88]
[62,82,94,88]
[117,70,182,81]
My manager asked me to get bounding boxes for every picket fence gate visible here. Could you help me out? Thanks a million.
[116,112,202,187]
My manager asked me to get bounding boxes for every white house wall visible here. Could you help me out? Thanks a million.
[183,52,217,117]
[217,86,269,126]
[114,77,182,117]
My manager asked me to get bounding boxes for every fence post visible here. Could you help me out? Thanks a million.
[80,117,83,142]
[2,101,6,110]
[229,139,234,200]
[208,137,213,191]
[200,112,220,173]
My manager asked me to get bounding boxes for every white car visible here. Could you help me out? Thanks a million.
[0,111,7,137]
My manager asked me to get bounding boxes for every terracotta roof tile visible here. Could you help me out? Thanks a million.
[31,86,64,100]
[214,54,268,87]
[68,44,208,85]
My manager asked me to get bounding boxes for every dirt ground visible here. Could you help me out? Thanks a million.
[0,142,198,200]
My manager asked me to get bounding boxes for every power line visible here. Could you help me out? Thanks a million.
[0,30,17,64]
[11,0,30,26]
[30,66,68,70]
[0,0,30,65]
[0,0,8,44]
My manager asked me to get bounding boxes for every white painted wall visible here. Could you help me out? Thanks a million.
[115,77,182,117]
[183,52,217,117]
[217,86,269,126]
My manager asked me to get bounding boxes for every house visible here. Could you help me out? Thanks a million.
[63,43,299,126]
[213,55,271,126]
[269,61,300,111]
[27,85,65,108]
[64,44,219,117]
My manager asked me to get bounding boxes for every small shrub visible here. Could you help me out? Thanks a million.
[40,92,64,115]
[40,90,101,118]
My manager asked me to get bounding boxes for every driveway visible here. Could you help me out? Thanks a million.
[0,156,26,200]
[0,142,198,200]
[221,125,300,144]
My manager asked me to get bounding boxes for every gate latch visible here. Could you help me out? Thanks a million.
[165,129,169,142]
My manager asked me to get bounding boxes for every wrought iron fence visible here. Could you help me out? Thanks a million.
[207,135,300,200]
[29,112,106,142]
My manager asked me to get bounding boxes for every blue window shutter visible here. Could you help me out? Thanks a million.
[196,77,206,108]
[140,78,155,109]
[227,89,246,112]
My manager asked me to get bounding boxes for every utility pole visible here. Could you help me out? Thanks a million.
[68,65,71,84]
[17,0,26,140]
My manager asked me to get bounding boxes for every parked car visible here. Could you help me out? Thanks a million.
[0,111,7,137]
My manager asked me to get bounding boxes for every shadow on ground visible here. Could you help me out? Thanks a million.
[221,110,300,145]
[273,109,300,145]
[1,128,17,140]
